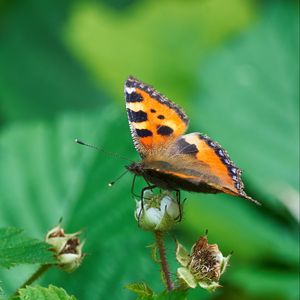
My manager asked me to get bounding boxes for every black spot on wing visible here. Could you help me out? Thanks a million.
[157,115,165,120]
[127,109,147,122]
[136,128,153,137]
[126,91,143,102]
[150,109,156,113]
[157,125,173,136]
[125,76,189,125]
[176,138,198,155]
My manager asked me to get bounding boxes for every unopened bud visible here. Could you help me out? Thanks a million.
[135,190,181,231]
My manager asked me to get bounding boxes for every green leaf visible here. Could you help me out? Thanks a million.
[18,285,76,300]
[0,228,55,269]
[0,282,3,300]
[0,1,109,122]
[0,107,170,298]
[227,266,299,300]
[125,282,153,298]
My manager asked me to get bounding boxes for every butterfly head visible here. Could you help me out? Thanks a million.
[126,162,144,176]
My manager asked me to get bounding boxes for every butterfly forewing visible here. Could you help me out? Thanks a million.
[125,76,189,157]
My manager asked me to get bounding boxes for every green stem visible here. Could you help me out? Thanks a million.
[12,264,52,296]
[154,230,173,291]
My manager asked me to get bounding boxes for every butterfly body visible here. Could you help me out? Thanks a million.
[127,161,221,193]
[125,76,259,205]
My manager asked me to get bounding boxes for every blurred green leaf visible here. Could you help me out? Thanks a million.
[183,194,298,264]
[18,285,76,300]
[227,266,299,300]
[0,228,55,269]
[0,107,173,298]
[0,0,110,123]
[65,0,255,105]
[0,283,3,300]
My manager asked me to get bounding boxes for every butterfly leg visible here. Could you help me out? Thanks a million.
[131,176,154,199]
[141,185,157,207]
[145,179,155,196]
[130,175,141,198]
[136,185,157,225]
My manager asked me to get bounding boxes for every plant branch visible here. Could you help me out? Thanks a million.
[12,264,52,296]
[154,230,173,291]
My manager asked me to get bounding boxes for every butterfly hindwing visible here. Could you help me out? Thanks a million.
[125,76,189,157]
[160,132,256,202]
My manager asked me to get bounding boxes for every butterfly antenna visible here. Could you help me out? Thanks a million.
[108,170,129,187]
[75,139,133,163]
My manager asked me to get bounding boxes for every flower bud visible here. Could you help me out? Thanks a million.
[135,190,181,231]
[176,235,231,291]
[46,224,85,272]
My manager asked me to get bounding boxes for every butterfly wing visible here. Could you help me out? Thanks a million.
[125,76,189,158]
[144,132,259,204]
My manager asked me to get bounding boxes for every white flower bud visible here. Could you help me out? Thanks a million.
[135,191,181,231]
[160,196,180,219]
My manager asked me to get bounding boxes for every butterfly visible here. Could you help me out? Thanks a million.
[125,76,260,205]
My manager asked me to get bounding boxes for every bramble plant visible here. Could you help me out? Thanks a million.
[125,190,231,299]
[0,191,230,300]
[0,225,84,299]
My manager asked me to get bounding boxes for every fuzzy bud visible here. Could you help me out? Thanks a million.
[135,190,181,231]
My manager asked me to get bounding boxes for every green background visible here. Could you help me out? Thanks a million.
[0,0,299,299]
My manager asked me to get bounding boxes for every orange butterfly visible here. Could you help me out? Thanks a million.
[125,76,259,205]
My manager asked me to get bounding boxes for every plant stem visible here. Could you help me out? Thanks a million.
[12,264,52,296]
[154,230,173,291]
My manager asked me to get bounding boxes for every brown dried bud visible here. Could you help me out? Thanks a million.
[46,224,85,272]
[176,235,230,291]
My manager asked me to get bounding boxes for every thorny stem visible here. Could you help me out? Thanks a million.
[154,230,173,291]
[12,264,52,296]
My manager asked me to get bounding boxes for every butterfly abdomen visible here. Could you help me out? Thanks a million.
[142,168,220,194]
